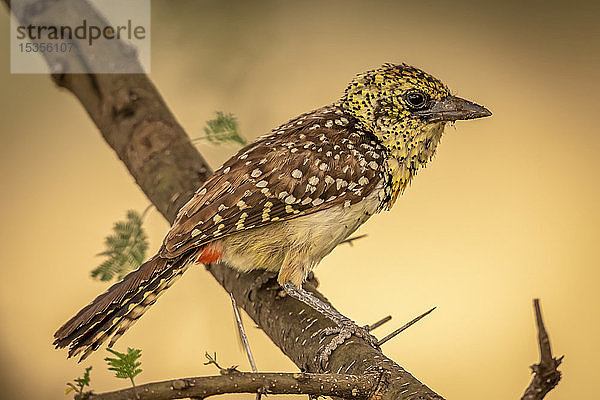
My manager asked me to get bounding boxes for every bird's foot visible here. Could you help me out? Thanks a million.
[318,318,380,369]
[280,281,380,369]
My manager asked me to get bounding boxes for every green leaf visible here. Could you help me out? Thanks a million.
[105,347,143,386]
[66,366,92,395]
[91,210,148,282]
[194,112,247,146]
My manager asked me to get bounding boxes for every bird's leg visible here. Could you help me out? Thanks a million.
[282,281,380,369]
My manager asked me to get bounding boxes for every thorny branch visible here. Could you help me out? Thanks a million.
[4,1,563,400]
[76,300,563,400]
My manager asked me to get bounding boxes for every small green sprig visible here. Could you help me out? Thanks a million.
[65,366,92,396]
[105,347,143,389]
[204,351,239,374]
[203,351,222,369]
[91,210,149,282]
[194,111,247,146]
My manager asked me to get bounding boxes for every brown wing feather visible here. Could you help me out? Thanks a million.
[161,104,390,259]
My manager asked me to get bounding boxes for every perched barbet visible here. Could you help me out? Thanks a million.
[55,63,491,362]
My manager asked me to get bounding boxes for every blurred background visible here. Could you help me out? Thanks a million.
[1,0,599,399]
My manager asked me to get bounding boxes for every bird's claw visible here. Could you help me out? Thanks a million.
[317,319,380,369]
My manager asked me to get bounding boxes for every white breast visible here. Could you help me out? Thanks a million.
[220,179,385,284]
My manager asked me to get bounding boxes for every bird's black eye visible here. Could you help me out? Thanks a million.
[404,91,428,110]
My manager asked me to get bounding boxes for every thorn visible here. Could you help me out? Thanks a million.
[340,234,368,247]
[521,299,563,399]
[367,315,392,331]
[533,298,552,364]
[377,307,436,346]
[230,293,258,372]
[533,298,562,370]
[230,293,261,400]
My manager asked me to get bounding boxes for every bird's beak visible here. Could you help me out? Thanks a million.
[416,96,492,123]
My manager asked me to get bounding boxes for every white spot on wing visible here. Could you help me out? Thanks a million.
[285,195,296,204]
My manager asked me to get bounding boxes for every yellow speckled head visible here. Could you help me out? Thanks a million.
[343,63,451,131]
[342,63,492,206]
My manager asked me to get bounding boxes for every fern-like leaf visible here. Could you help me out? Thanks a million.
[105,347,142,388]
[65,366,92,395]
[193,111,247,146]
[91,210,148,282]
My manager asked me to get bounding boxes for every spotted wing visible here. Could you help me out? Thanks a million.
[160,106,389,258]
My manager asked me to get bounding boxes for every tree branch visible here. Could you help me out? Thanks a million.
[79,299,564,400]
[4,1,442,399]
[520,299,563,400]
[80,372,378,400]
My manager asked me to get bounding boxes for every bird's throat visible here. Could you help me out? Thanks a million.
[378,121,446,209]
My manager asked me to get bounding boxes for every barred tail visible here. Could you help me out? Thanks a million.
[54,249,196,361]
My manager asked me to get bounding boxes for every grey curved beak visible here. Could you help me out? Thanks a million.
[416,96,492,123]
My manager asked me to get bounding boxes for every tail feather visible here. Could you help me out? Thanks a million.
[54,249,196,360]
[72,262,189,361]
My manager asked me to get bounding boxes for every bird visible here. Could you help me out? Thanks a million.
[54,63,491,362]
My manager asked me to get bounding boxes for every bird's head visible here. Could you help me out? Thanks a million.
[341,63,492,204]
